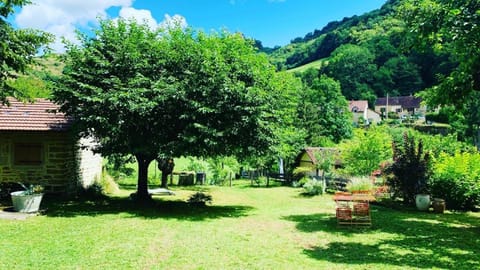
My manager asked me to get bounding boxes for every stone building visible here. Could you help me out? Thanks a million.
[0,98,102,193]
[375,95,426,118]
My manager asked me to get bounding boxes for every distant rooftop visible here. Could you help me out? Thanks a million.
[0,98,72,131]
[349,100,368,112]
[375,96,422,108]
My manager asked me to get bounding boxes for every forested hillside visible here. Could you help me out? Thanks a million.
[262,0,455,105]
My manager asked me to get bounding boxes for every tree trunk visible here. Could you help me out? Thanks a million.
[156,157,175,189]
[161,172,169,189]
[136,154,153,203]
[321,171,326,193]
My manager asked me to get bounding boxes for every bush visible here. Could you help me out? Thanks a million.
[78,182,106,200]
[187,192,212,206]
[386,132,431,205]
[302,179,324,195]
[340,127,392,176]
[293,166,313,186]
[425,112,449,124]
[431,152,480,210]
[207,156,239,185]
[346,176,374,192]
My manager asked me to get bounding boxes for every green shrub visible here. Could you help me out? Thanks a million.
[207,156,239,185]
[387,112,399,119]
[431,152,480,210]
[293,166,313,186]
[340,127,392,176]
[187,192,213,206]
[78,182,106,200]
[425,112,449,124]
[302,179,324,195]
[346,176,374,192]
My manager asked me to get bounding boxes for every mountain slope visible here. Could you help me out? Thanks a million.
[266,0,400,71]
[264,0,454,103]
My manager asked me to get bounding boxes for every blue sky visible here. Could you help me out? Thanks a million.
[129,0,387,47]
[13,0,386,52]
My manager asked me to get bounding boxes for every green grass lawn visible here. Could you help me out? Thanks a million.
[1,182,479,270]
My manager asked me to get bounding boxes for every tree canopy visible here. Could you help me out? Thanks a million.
[400,0,480,106]
[0,0,52,103]
[53,19,288,202]
[297,74,353,145]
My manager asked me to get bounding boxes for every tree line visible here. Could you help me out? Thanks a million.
[1,0,479,203]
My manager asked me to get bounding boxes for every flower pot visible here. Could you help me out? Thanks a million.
[415,194,430,211]
[11,191,44,213]
[432,198,445,214]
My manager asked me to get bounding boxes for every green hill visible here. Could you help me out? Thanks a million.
[264,0,454,102]
[286,59,327,73]
[7,54,63,99]
[266,0,400,71]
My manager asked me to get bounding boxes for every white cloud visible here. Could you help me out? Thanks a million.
[118,7,158,29]
[159,14,188,30]
[14,0,187,52]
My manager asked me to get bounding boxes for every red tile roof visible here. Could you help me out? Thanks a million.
[349,100,368,112]
[0,98,72,131]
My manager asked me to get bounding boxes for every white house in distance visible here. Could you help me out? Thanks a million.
[374,95,427,118]
[348,100,381,126]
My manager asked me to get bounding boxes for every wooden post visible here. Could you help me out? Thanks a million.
[266,171,270,187]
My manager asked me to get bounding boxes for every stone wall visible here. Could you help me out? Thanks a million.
[0,131,77,192]
[0,131,103,193]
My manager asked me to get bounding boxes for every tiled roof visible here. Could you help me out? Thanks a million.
[304,147,341,166]
[0,98,72,131]
[375,96,422,108]
[349,100,368,112]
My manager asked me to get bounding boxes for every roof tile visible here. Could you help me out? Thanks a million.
[0,98,72,131]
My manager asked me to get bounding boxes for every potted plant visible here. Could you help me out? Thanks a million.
[10,184,44,213]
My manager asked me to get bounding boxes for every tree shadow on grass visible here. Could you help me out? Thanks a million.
[42,196,254,221]
[285,205,480,269]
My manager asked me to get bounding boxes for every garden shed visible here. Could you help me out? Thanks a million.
[0,98,102,193]
[296,147,342,177]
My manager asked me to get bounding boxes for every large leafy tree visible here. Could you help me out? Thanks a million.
[400,0,480,105]
[265,71,305,175]
[400,0,480,146]
[323,44,378,103]
[54,19,282,202]
[0,0,52,103]
[297,75,352,145]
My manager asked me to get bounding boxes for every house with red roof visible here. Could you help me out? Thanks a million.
[348,100,381,125]
[0,98,102,193]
